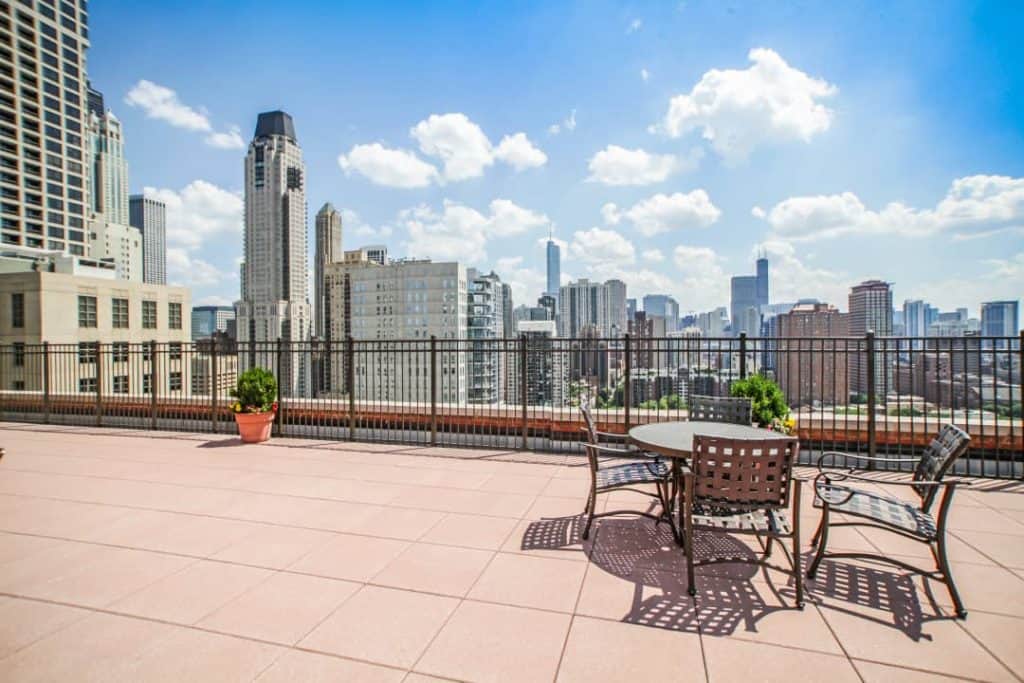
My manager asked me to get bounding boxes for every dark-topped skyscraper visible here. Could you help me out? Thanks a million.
[756,255,769,308]
[236,111,311,396]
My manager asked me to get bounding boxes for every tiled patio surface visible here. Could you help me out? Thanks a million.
[0,424,1022,682]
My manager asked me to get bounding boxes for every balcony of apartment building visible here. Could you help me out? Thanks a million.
[0,332,1021,680]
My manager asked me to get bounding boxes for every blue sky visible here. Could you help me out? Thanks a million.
[89,1,1023,319]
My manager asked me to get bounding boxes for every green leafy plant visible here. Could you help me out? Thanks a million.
[231,367,278,414]
[730,374,790,427]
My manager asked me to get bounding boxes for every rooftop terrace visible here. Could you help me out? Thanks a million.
[0,424,1022,681]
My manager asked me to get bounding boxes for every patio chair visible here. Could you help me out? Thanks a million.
[579,397,673,541]
[688,394,753,425]
[807,424,972,618]
[682,434,803,607]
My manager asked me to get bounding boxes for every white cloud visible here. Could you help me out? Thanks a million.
[641,68,650,82]
[204,125,245,150]
[751,205,766,219]
[548,109,577,135]
[401,199,551,263]
[411,113,495,181]
[341,208,394,240]
[915,252,1024,313]
[124,80,212,132]
[341,114,546,187]
[196,295,233,306]
[642,248,664,263]
[143,180,242,251]
[569,227,636,265]
[627,18,643,33]
[655,48,837,162]
[672,245,729,310]
[587,145,700,186]
[494,256,547,309]
[602,190,721,236]
[494,133,548,171]
[756,175,1024,241]
[486,199,550,237]
[167,248,235,288]
[338,143,440,188]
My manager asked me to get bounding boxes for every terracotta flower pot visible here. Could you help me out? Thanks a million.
[234,411,275,443]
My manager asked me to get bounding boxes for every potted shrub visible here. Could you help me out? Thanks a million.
[729,374,795,435]
[231,367,278,443]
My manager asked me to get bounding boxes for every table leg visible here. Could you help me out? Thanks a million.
[674,460,684,547]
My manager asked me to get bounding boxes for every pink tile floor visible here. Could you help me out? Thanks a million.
[0,424,1022,682]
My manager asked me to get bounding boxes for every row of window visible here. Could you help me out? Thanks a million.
[77,295,182,330]
[76,341,183,363]
[76,372,182,394]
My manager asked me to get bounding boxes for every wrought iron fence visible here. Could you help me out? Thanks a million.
[0,333,1021,478]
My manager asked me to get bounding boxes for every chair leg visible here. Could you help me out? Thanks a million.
[581,487,597,540]
[807,504,830,580]
[810,513,824,547]
[684,478,696,597]
[935,535,967,619]
[764,536,774,558]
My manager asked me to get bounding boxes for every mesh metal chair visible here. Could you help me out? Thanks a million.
[579,397,673,540]
[689,395,753,425]
[682,434,803,607]
[807,424,972,618]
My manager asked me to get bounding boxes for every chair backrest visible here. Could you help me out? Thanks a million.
[689,395,753,425]
[690,435,799,512]
[913,424,971,511]
[579,396,598,445]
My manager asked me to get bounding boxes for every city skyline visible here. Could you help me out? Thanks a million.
[84,2,1023,321]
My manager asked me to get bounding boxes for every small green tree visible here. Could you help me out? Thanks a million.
[729,374,789,427]
[232,367,278,413]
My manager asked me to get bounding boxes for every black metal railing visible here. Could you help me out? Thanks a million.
[0,333,1020,478]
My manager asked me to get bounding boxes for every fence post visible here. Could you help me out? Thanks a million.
[430,335,438,446]
[866,331,877,463]
[1019,331,1023,473]
[210,340,218,434]
[520,333,528,450]
[624,333,631,432]
[274,339,283,437]
[42,342,50,424]
[94,343,103,427]
[739,332,748,380]
[346,336,355,441]
[150,340,158,430]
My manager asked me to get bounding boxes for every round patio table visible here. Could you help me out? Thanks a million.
[628,421,777,541]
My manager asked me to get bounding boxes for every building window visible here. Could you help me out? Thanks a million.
[142,373,152,394]
[111,342,128,363]
[78,376,96,393]
[168,342,182,360]
[78,341,98,364]
[77,294,96,327]
[169,371,182,392]
[168,302,182,330]
[142,300,156,329]
[11,292,23,328]
[12,341,24,367]
[12,380,25,390]
[111,297,128,328]
[112,375,128,394]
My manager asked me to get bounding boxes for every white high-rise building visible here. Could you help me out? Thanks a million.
[467,269,506,404]
[314,202,342,339]
[85,93,141,282]
[236,111,311,397]
[0,4,91,255]
[325,253,467,403]
[561,278,622,337]
[605,279,627,337]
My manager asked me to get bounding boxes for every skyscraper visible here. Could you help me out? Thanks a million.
[1,4,91,254]
[776,302,848,406]
[848,280,893,398]
[643,294,680,329]
[546,235,561,301]
[730,275,759,335]
[314,203,342,338]
[605,279,627,336]
[236,111,311,397]
[129,195,167,285]
[981,300,1019,348]
[756,255,769,309]
[558,279,613,338]
[85,90,141,282]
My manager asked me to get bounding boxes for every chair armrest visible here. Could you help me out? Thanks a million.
[817,470,971,489]
[595,430,629,442]
[817,451,921,472]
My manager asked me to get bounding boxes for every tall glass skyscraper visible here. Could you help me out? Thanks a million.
[546,236,560,301]
[756,256,769,308]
